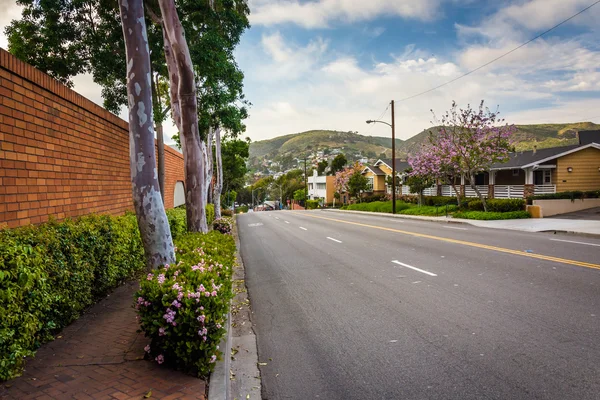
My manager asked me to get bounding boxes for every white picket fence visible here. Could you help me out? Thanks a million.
[494,185,524,199]
[441,185,459,197]
[464,185,489,198]
[400,185,437,196]
[534,185,556,195]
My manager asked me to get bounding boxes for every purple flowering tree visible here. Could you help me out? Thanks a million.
[410,101,515,211]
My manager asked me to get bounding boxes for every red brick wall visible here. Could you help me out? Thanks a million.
[0,48,185,228]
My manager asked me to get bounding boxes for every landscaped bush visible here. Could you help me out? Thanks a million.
[167,207,188,240]
[398,204,458,216]
[345,201,411,213]
[0,213,151,380]
[306,200,320,209]
[467,198,525,212]
[362,193,387,203]
[206,204,215,226]
[235,205,249,214]
[453,210,531,220]
[421,196,461,206]
[135,231,235,377]
[221,209,233,217]
[212,217,233,235]
[530,190,600,202]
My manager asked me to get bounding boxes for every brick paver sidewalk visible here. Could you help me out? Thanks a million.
[0,282,206,400]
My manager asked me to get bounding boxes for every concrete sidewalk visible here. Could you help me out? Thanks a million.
[321,209,600,236]
[0,281,207,400]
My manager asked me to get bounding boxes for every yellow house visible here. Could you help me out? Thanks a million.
[362,159,410,194]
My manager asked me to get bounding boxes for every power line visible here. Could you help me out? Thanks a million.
[395,0,600,103]
[364,103,390,135]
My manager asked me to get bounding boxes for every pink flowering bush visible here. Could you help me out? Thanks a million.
[212,217,233,235]
[135,230,236,377]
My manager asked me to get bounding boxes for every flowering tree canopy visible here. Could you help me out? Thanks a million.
[409,101,516,211]
[334,162,364,195]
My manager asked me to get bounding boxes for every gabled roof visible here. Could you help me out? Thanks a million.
[578,130,600,146]
[362,165,386,176]
[374,159,411,172]
[490,143,600,170]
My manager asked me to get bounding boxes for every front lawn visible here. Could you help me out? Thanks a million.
[340,200,530,220]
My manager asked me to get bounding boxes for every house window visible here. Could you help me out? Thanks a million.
[317,183,326,190]
[366,177,374,191]
[512,169,520,177]
[544,170,551,184]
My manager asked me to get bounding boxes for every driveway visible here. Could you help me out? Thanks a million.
[553,207,600,220]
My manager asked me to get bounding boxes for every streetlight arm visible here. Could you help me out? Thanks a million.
[366,119,392,128]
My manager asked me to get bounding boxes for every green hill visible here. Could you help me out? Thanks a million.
[249,123,599,173]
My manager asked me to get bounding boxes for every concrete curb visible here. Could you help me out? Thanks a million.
[208,301,232,400]
[320,209,600,238]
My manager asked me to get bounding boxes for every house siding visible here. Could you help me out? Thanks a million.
[555,147,600,191]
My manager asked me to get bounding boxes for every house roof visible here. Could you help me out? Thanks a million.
[490,145,580,170]
[363,165,386,176]
[578,130,600,145]
[491,143,600,170]
[375,159,411,172]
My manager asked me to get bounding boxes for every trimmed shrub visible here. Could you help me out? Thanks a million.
[0,213,147,380]
[531,190,600,202]
[167,207,188,240]
[362,193,387,203]
[453,210,531,220]
[467,198,525,212]
[345,201,411,213]
[135,231,235,377]
[221,209,233,217]
[421,196,461,206]
[398,204,458,216]
[212,217,233,235]
[235,205,249,214]
[305,200,320,209]
[206,204,215,226]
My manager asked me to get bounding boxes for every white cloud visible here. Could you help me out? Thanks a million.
[249,0,443,28]
[0,1,23,49]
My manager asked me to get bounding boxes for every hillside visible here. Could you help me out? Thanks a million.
[249,123,599,173]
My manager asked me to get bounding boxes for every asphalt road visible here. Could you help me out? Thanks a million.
[237,210,600,400]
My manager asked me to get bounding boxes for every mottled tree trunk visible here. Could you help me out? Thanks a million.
[118,0,175,270]
[150,71,165,202]
[159,0,207,232]
[205,128,214,206]
[213,127,223,219]
[470,173,488,212]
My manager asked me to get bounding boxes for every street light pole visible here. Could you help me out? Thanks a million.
[391,100,396,214]
[366,100,396,214]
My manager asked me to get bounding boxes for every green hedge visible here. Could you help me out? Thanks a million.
[453,210,531,220]
[136,231,235,377]
[530,190,600,201]
[398,204,458,216]
[467,198,525,212]
[421,196,461,206]
[343,201,411,213]
[0,207,210,381]
[305,200,320,209]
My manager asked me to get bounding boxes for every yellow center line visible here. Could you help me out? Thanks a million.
[297,213,600,271]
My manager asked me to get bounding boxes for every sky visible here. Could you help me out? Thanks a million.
[1,0,600,143]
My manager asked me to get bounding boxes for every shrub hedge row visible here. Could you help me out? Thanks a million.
[0,206,224,381]
[453,210,531,220]
[530,190,600,201]
[305,200,320,209]
[466,198,526,212]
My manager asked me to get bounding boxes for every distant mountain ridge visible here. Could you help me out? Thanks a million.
[248,123,600,172]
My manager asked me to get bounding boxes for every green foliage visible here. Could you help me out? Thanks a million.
[206,204,215,227]
[420,196,459,206]
[362,193,387,203]
[235,205,249,214]
[531,190,600,201]
[399,205,458,216]
[136,230,236,377]
[305,200,320,210]
[347,171,368,198]
[453,211,531,220]
[212,217,233,235]
[293,189,306,201]
[345,201,411,213]
[167,208,188,241]
[221,138,250,192]
[317,160,328,175]
[0,210,183,380]
[221,209,233,217]
[330,154,348,174]
[467,199,525,212]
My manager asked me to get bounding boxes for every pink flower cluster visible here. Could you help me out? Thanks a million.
[163,308,177,326]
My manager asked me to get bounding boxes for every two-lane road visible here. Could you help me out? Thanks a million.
[237,210,600,400]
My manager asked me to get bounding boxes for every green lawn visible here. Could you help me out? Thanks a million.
[341,201,530,220]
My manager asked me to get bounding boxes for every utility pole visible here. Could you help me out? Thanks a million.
[391,100,396,214]
[304,156,308,204]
